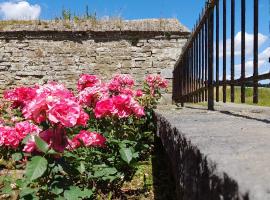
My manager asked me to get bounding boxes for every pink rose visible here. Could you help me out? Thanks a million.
[130,100,145,117]
[135,89,143,97]
[48,99,88,127]
[77,110,89,126]
[77,74,101,91]
[145,74,168,89]
[70,130,106,148]
[23,139,36,153]
[108,74,135,93]
[0,126,20,149]
[112,94,133,118]
[22,93,48,124]
[15,121,41,140]
[4,86,37,108]
[77,85,109,107]
[39,126,68,152]
[94,98,115,118]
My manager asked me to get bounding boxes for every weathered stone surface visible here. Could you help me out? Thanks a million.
[0,19,189,95]
[155,103,270,200]
[0,19,189,32]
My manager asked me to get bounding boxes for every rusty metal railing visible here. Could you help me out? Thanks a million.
[173,0,267,110]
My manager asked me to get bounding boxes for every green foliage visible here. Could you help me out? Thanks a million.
[62,9,71,20]
[25,156,48,181]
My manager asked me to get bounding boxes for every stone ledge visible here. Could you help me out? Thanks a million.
[0,18,190,32]
[155,104,270,200]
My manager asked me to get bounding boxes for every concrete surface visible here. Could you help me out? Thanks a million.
[155,103,270,200]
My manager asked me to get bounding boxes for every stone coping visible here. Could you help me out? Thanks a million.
[155,103,270,200]
[0,18,190,33]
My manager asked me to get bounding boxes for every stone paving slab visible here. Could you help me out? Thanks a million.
[155,103,270,200]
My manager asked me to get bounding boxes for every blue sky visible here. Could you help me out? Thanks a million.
[0,0,269,82]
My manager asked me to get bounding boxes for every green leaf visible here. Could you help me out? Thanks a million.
[77,162,85,174]
[1,185,12,195]
[25,156,48,181]
[12,152,22,161]
[22,134,31,144]
[64,186,93,200]
[34,136,49,153]
[51,185,63,195]
[47,148,57,155]
[119,148,133,164]
[20,187,38,197]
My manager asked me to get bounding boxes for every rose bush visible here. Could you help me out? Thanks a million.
[0,73,168,199]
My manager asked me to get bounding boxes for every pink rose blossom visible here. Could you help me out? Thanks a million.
[130,99,145,117]
[23,139,36,153]
[4,86,37,108]
[135,89,143,97]
[77,74,101,91]
[36,82,74,99]
[112,94,133,118]
[22,93,48,124]
[94,98,115,118]
[0,126,20,149]
[15,121,41,140]
[39,126,68,152]
[108,74,135,93]
[0,121,40,150]
[145,74,168,89]
[47,99,82,127]
[70,130,106,148]
[77,85,109,107]
[77,110,89,126]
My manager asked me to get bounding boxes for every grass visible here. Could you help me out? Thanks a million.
[197,87,270,107]
[217,86,270,107]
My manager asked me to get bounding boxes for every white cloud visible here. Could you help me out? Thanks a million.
[216,32,268,58]
[0,1,41,20]
[234,47,270,77]
[259,47,270,60]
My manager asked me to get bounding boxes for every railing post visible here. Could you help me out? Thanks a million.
[208,4,214,110]
[253,0,258,103]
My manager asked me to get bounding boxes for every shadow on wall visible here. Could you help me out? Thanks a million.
[152,136,177,200]
[155,113,250,200]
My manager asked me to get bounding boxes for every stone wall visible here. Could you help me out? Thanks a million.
[0,19,189,95]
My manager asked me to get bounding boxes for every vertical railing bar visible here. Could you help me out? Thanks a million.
[208,6,214,110]
[194,40,196,103]
[195,35,199,102]
[231,0,235,102]
[187,51,189,102]
[202,23,205,101]
[199,29,202,102]
[216,0,220,102]
[253,0,258,103]
[194,38,196,103]
[191,43,194,103]
[188,46,193,102]
[241,0,246,103]
[184,55,186,101]
[205,20,208,101]
[223,0,227,103]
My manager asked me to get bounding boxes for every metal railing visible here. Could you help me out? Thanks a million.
[173,0,267,110]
